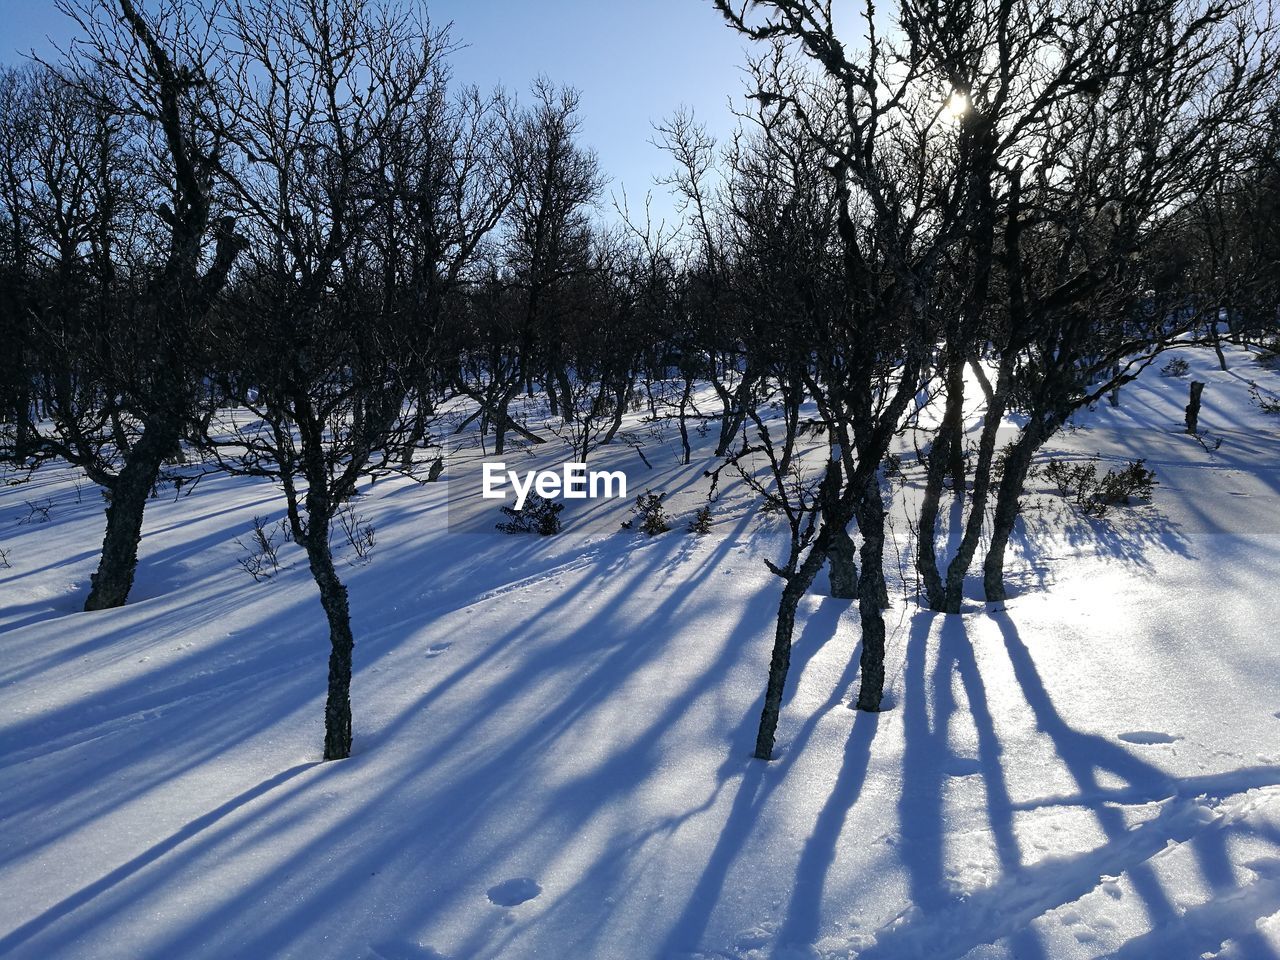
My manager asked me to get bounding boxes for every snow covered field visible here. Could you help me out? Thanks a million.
[3,344,1280,960]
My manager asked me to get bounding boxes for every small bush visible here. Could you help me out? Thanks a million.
[1160,357,1191,377]
[236,516,283,582]
[1249,380,1280,415]
[0,545,10,569]
[622,491,670,536]
[336,503,376,562]
[1040,458,1095,498]
[1039,456,1157,518]
[689,504,713,535]
[497,493,563,535]
[1257,335,1280,367]
[17,499,51,525]
[1092,460,1157,511]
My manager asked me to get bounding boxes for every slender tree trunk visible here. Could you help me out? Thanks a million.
[940,370,1011,613]
[715,404,745,457]
[282,474,305,542]
[493,381,524,456]
[1210,320,1228,371]
[546,372,560,418]
[400,398,428,468]
[755,528,831,760]
[855,472,889,710]
[599,380,630,446]
[677,378,692,466]
[714,369,751,457]
[84,419,176,611]
[304,526,355,761]
[779,388,801,475]
[916,359,965,609]
[982,422,1045,602]
[556,369,575,425]
[948,424,967,491]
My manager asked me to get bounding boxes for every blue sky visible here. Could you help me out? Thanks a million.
[0,0,750,226]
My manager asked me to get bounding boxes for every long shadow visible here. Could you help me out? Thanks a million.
[865,605,1207,959]
[992,612,1185,933]
[656,597,864,958]
[125,523,777,959]
[0,762,317,955]
[777,710,879,947]
[862,610,1048,959]
[657,760,769,958]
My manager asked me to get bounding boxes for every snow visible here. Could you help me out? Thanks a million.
[2,343,1280,959]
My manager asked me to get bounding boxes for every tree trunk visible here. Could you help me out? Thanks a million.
[677,379,692,466]
[916,359,965,609]
[981,423,1045,602]
[84,419,176,611]
[948,425,967,491]
[827,522,858,599]
[715,405,745,457]
[854,570,887,712]
[556,368,575,424]
[1210,318,1228,371]
[493,381,523,456]
[779,388,802,475]
[1185,381,1205,434]
[546,373,560,418]
[754,529,830,761]
[282,474,305,542]
[940,374,1010,613]
[599,380,630,446]
[714,370,751,457]
[304,525,356,761]
[854,474,889,710]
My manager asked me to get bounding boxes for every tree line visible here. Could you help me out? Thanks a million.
[1,0,1278,762]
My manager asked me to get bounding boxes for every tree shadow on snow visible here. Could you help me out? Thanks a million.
[860,609,1280,960]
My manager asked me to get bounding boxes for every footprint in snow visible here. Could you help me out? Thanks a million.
[1117,731,1181,745]
[425,643,452,658]
[487,877,541,907]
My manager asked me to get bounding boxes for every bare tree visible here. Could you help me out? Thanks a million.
[0,0,245,611]
[203,0,503,761]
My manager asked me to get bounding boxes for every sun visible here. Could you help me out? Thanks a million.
[943,91,970,122]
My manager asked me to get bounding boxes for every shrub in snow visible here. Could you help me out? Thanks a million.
[496,493,563,535]
[236,515,284,582]
[1041,458,1094,498]
[1093,460,1157,510]
[1038,457,1157,518]
[0,545,10,568]
[1160,357,1191,377]
[689,504,713,535]
[1248,380,1280,415]
[622,491,670,536]
[336,503,376,562]
[17,499,51,525]
[1258,335,1280,367]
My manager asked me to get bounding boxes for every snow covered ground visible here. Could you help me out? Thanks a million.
[3,344,1280,960]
